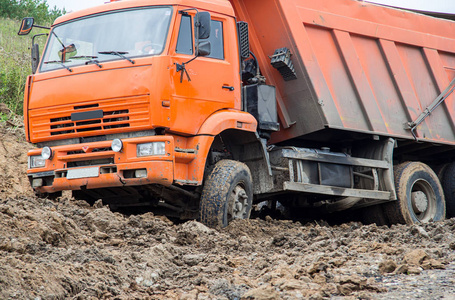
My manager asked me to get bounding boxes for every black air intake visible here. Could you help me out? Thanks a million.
[237,21,250,59]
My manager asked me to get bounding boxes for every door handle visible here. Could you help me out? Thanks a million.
[222,85,234,91]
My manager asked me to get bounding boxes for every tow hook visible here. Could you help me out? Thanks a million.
[117,174,126,185]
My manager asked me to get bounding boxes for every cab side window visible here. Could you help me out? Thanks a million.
[207,20,224,60]
[176,15,193,55]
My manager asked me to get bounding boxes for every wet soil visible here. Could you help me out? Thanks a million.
[1,119,455,300]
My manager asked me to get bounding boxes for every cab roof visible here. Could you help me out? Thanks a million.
[53,0,234,26]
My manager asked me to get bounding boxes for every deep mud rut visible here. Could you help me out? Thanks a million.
[1,120,455,300]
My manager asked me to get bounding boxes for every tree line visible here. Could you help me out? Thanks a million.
[0,0,65,24]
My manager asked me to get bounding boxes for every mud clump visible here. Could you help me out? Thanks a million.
[1,123,455,299]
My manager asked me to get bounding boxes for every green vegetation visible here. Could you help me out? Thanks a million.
[0,1,65,117]
[0,18,30,116]
[0,0,64,25]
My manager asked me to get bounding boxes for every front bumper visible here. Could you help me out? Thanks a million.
[27,136,174,193]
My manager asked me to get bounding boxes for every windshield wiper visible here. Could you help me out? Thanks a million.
[98,51,135,64]
[51,31,67,53]
[43,60,73,72]
[85,60,103,68]
[72,55,98,59]
[71,56,103,68]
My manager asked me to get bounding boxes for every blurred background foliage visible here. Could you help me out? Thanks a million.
[0,0,65,116]
[0,0,65,24]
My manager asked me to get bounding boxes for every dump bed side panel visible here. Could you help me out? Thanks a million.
[231,0,455,145]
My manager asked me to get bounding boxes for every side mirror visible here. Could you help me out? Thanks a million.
[31,44,40,74]
[58,43,77,61]
[176,9,212,83]
[195,12,211,39]
[197,41,211,57]
[18,17,35,36]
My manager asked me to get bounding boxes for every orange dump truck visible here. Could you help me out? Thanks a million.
[19,0,455,227]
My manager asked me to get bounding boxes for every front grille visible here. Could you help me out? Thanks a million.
[29,95,151,142]
[50,109,130,135]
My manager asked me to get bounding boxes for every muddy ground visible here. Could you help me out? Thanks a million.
[1,117,455,300]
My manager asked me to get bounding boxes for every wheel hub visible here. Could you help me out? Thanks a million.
[232,187,248,219]
[411,191,428,213]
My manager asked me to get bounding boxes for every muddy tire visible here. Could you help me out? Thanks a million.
[384,162,445,224]
[199,160,253,228]
[439,162,455,218]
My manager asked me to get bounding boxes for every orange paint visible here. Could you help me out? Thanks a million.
[26,0,255,194]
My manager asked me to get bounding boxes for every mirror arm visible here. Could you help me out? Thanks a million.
[176,8,202,82]
[179,8,201,56]
[32,33,48,44]
[176,55,199,83]
[30,33,48,74]
[177,8,212,82]
[33,24,50,30]
[176,62,191,83]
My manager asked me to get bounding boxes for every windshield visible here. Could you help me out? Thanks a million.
[41,7,172,72]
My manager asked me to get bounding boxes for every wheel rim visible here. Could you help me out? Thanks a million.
[227,183,249,221]
[409,179,437,222]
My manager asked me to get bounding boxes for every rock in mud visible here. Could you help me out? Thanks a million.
[379,259,397,274]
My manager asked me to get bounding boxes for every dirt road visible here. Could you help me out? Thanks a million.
[1,121,455,299]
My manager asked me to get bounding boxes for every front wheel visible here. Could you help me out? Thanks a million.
[199,160,253,228]
[384,162,445,224]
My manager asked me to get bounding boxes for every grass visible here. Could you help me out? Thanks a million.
[0,17,48,117]
[0,18,29,115]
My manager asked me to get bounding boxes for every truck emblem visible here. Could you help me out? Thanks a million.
[82,146,89,152]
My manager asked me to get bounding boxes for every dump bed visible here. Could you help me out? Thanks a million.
[231,0,455,145]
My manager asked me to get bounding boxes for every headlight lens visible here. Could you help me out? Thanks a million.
[29,155,46,168]
[111,139,123,152]
[137,142,166,157]
[41,146,52,160]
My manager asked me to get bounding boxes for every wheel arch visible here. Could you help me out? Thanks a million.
[194,109,272,193]
[197,109,258,136]
[215,129,273,196]
[191,117,273,195]
[180,110,258,186]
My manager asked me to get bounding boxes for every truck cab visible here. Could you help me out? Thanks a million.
[23,0,257,222]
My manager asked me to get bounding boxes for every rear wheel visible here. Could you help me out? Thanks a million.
[384,162,445,224]
[439,162,455,218]
[199,160,253,228]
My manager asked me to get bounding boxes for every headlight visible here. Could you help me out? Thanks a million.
[137,142,166,157]
[29,155,46,168]
[41,146,52,159]
[111,139,123,152]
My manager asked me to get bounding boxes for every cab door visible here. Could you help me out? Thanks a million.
[169,10,241,135]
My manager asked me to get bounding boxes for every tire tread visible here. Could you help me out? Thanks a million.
[199,160,252,228]
[384,161,445,224]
